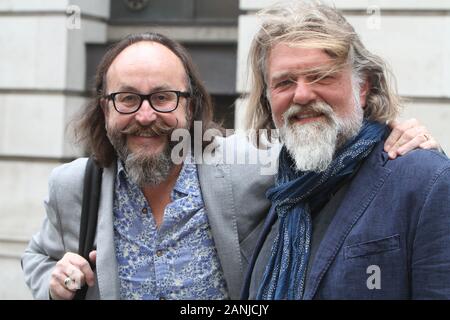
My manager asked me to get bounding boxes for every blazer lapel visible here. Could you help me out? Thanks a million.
[95,162,120,299]
[197,163,242,299]
[303,146,391,299]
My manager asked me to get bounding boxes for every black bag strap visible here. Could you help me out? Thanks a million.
[74,157,103,300]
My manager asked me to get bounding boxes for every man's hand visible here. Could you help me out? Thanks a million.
[49,250,96,300]
[384,118,440,159]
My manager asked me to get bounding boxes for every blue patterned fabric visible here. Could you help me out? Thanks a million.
[113,156,229,300]
[256,120,387,300]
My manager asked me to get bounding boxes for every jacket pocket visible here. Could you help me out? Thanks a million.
[344,234,400,259]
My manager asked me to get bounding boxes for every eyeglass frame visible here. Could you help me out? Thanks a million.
[103,90,191,114]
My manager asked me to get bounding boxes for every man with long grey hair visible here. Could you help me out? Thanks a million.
[242,1,450,299]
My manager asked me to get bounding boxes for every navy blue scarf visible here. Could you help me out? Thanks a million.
[256,120,387,300]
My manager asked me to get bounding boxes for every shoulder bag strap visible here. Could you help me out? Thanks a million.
[74,157,103,300]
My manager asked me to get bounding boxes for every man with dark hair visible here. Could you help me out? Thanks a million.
[22,32,437,300]
[242,1,450,300]
[22,33,274,300]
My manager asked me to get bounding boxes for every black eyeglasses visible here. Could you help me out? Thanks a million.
[104,90,190,114]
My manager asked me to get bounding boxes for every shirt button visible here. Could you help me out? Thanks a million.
[142,207,148,214]
[156,250,163,257]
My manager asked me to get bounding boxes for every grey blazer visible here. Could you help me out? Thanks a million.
[22,136,276,300]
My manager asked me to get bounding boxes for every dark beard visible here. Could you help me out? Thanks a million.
[107,119,178,187]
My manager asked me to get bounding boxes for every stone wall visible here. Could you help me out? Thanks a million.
[0,0,109,299]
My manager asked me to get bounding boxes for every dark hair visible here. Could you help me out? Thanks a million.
[73,32,223,167]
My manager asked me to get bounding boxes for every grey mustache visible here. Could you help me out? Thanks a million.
[120,119,178,137]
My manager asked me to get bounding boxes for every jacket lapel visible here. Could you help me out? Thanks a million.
[95,162,120,299]
[303,144,391,299]
[197,163,242,299]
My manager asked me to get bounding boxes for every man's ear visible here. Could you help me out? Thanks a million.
[187,100,194,121]
[100,99,110,131]
[100,98,108,116]
[359,78,370,108]
[189,98,194,114]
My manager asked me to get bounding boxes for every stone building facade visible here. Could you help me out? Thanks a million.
[0,0,448,299]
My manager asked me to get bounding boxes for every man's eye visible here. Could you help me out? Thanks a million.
[123,95,137,101]
[118,94,139,103]
[274,79,293,88]
[309,74,334,83]
[155,94,168,101]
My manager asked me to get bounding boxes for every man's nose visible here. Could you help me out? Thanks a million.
[135,99,157,125]
[293,79,316,105]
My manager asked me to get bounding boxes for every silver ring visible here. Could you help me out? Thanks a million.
[64,277,72,288]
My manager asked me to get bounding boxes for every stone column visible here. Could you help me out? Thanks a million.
[0,0,109,299]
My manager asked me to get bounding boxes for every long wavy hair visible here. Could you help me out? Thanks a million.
[245,1,401,141]
[73,32,223,167]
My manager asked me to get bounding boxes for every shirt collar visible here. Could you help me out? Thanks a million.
[116,159,128,189]
[173,153,200,197]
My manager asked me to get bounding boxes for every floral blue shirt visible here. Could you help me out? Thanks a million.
[113,157,229,300]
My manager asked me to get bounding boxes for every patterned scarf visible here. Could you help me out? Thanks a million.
[256,120,387,299]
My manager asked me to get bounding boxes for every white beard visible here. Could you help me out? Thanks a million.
[279,101,364,173]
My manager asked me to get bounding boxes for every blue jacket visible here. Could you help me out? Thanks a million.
[242,142,450,299]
